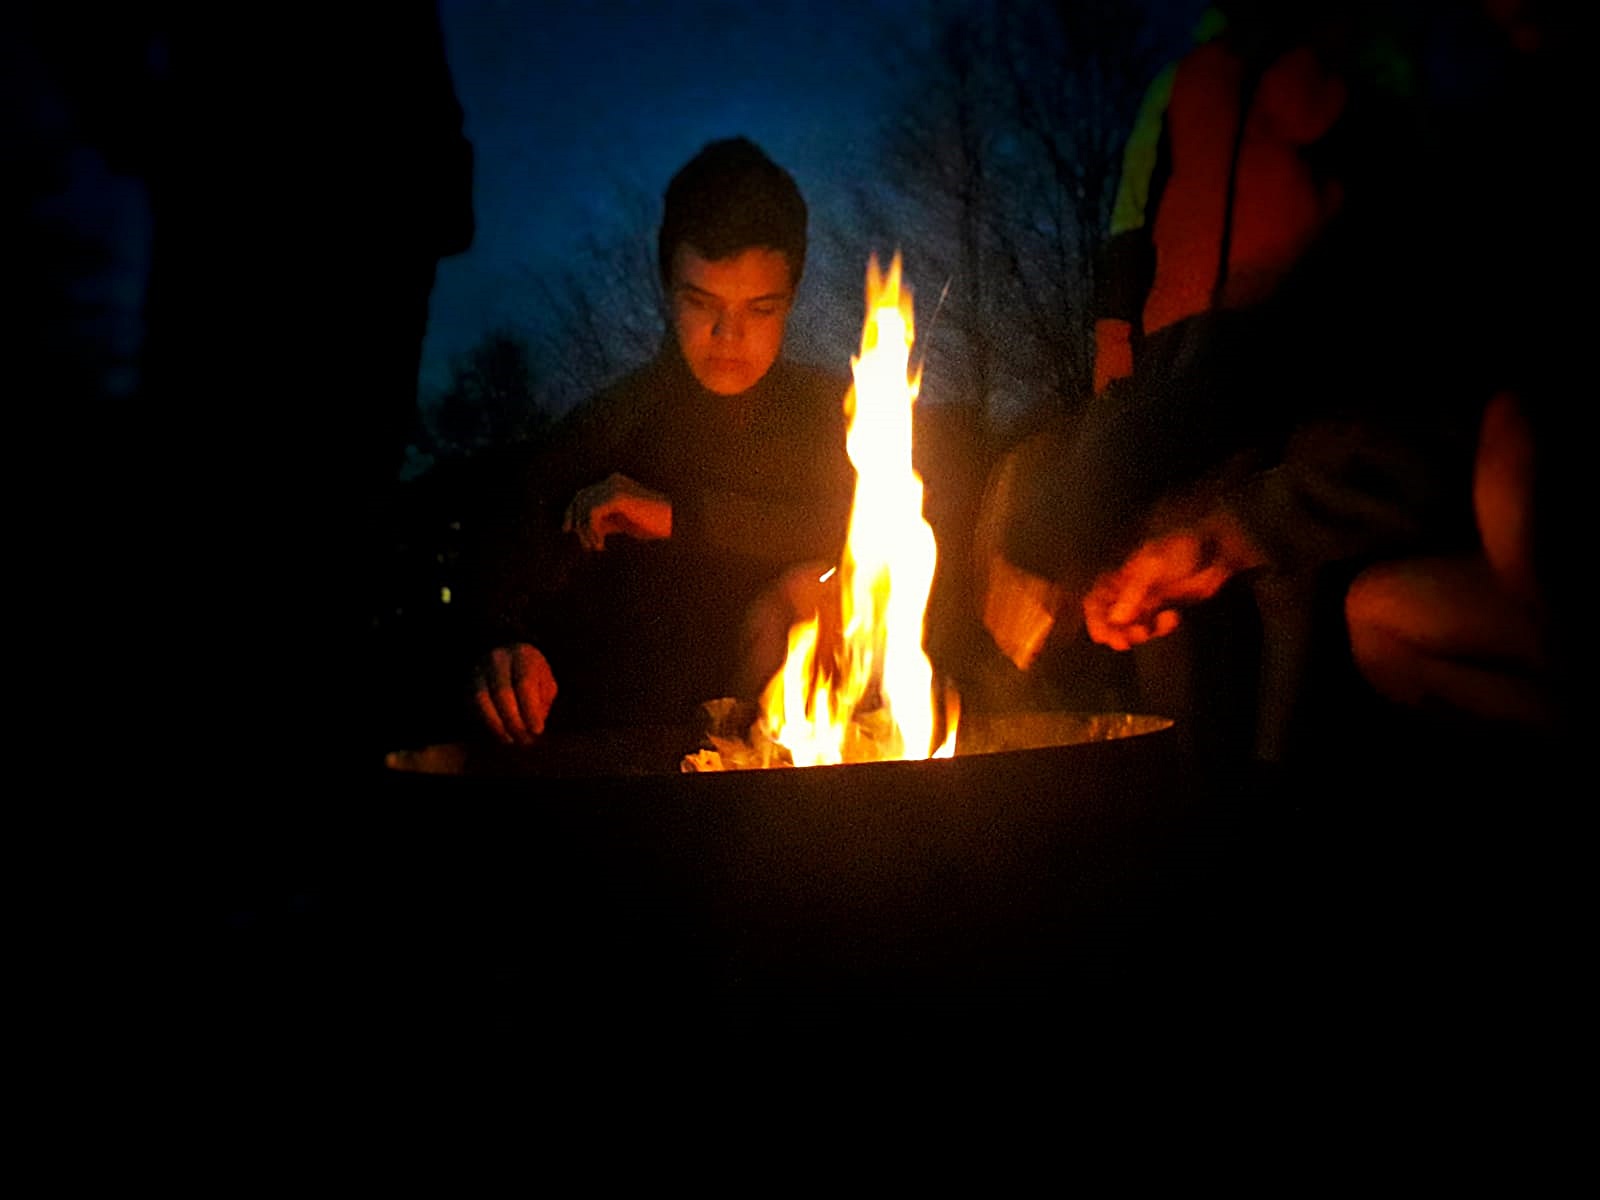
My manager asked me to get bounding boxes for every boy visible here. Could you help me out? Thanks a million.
[473,137,854,740]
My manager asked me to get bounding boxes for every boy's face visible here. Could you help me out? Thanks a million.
[669,244,794,396]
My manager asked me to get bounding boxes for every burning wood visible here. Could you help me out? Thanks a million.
[683,254,958,772]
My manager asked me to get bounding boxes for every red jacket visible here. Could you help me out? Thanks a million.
[1095,36,1347,393]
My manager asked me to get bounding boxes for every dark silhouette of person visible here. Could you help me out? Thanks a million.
[20,3,475,780]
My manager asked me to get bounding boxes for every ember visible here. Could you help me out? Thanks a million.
[685,254,957,771]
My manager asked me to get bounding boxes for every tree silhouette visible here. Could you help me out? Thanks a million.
[838,0,1191,440]
[431,326,551,455]
[527,202,664,419]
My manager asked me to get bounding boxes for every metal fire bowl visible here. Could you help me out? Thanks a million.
[387,709,1172,778]
[379,711,1181,994]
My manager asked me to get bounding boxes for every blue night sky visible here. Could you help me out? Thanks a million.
[421,0,926,404]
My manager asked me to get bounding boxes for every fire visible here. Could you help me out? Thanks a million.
[759,253,958,766]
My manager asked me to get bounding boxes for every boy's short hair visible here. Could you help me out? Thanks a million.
[657,137,808,287]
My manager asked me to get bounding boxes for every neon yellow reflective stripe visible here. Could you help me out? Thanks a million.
[1107,7,1226,239]
[1110,62,1177,237]
[1193,7,1228,45]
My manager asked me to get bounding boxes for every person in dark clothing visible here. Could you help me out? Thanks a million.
[472,138,855,741]
[1338,0,1579,738]
[19,3,475,777]
[1077,0,1578,746]
[13,3,479,1056]
[980,0,1575,763]
[981,0,1397,761]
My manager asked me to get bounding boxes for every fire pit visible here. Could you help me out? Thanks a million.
[382,710,1181,994]
[376,258,1189,997]
[387,708,1171,778]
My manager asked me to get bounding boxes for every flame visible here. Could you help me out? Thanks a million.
[759,253,958,765]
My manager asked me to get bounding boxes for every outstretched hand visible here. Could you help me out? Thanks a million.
[1082,516,1260,651]
[562,473,672,551]
[473,643,558,743]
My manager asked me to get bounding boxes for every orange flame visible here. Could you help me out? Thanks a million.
[759,253,958,765]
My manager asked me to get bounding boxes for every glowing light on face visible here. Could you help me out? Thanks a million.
[669,245,794,396]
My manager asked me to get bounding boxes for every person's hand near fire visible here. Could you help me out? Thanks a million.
[473,473,673,744]
[473,642,559,744]
[1082,508,1264,651]
[562,472,672,551]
